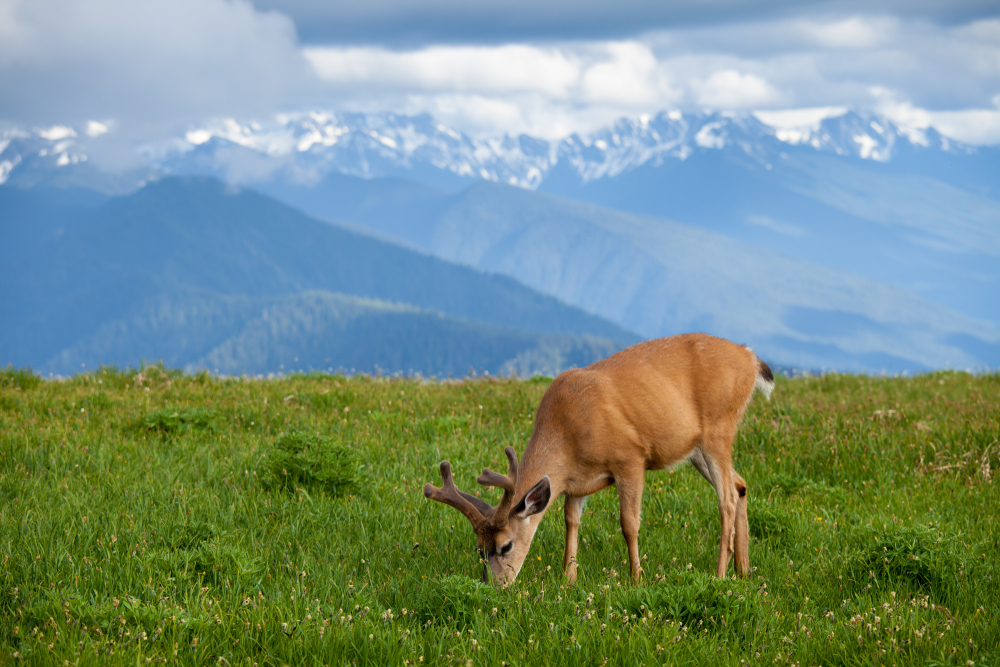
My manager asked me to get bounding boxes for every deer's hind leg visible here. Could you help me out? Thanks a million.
[697,431,743,578]
[690,448,749,578]
[733,469,749,577]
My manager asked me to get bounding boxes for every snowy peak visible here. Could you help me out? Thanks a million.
[160,109,976,188]
[0,108,983,193]
[0,128,91,185]
[158,111,558,189]
[761,109,973,161]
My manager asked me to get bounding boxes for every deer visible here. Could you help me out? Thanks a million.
[423,333,774,586]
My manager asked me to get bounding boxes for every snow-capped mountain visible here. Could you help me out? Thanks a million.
[1,108,983,194]
[170,108,984,185]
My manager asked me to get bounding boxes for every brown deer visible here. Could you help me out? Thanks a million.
[424,333,774,586]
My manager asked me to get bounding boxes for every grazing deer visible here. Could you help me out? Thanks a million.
[424,333,774,586]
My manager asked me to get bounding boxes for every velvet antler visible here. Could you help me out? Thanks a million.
[424,461,489,529]
[477,446,519,526]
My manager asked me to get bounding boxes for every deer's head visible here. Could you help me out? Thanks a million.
[424,447,550,586]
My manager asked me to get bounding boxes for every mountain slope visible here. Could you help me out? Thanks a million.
[536,121,1000,323]
[0,177,637,373]
[45,289,622,378]
[260,173,1000,372]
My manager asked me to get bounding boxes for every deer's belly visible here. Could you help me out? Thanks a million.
[564,472,615,497]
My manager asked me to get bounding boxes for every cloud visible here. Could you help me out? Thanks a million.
[304,40,689,137]
[753,106,849,128]
[694,70,782,108]
[792,15,896,49]
[579,42,678,106]
[869,86,1000,145]
[927,108,1000,144]
[305,44,581,97]
[0,0,312,127]
[1,1,998,149]
[249,0,1000,46]
[295,13,1000,142]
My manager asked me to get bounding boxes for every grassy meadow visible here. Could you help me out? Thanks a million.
[0,365,997,666]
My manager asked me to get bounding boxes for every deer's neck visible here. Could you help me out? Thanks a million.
[515,433,570,500]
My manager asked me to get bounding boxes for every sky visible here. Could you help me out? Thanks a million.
[1,0,999,150]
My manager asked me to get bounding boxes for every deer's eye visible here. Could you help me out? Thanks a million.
[500,541,513,556]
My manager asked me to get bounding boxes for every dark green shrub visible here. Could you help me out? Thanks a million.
[265,430,365,496]
[166,520,218,549]
[843,523,966,602]
[625,570,764,637]
[413,574,498,627]
[141,407,219,435]
[190,542,263,584]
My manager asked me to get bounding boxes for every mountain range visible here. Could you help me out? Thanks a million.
[1,109,998,373]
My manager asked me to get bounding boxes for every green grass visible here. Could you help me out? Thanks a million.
[0,364,997,666]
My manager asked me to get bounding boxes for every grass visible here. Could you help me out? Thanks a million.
[0,364,997,666]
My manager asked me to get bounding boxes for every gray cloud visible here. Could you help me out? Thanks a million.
[251,0,999,46]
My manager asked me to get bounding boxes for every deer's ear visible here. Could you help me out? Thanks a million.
[513,476,551,519]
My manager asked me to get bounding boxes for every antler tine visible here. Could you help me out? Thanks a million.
[477,446,520,526]
[477,445,518,489]
[424,461,487,528]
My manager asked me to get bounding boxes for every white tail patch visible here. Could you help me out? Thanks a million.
[754,373,774,400]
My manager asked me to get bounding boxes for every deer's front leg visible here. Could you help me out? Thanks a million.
[616,470,645,581]
[564,495,586,583]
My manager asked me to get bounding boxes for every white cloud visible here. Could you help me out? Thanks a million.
[867,87,1000,145]
[305,44,581,97]
[753,106,849,129]
[85,121,109,137]
[694,70,782,109]
[926,109,1000,145]
[185,129,213,145]
[0,0,311,127]
[793,16,896,50]
[579,42,677,106]
[305,40,688,138]
[38,125,77,140]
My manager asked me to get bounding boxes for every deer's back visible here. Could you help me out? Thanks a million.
[535,334,760,471]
